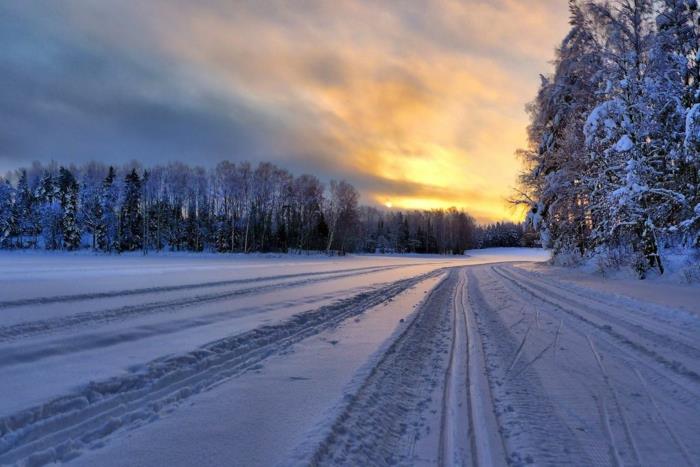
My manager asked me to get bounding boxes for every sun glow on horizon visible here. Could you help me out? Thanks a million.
[0,1,571,224]
[371,194,525,224]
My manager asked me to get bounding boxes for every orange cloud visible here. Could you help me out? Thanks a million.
[64,0,570,222]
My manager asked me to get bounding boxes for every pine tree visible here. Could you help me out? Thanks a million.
[398,216,410,253]
[58,167,81,250]
[80,171,104,251]
[119,169,143,252]
[92,199,105,251]
[36,171,61,250]
[0,179,16,248]
[98,166,119,252]
[657,0,700,247]
[14,170,37,248]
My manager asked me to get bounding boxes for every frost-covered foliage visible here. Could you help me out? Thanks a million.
[518,0,700,278]
[685,103,700,150]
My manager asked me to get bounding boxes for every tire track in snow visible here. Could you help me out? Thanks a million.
[595,395,622,467]
[0,262,444,310]
[552,319,563,362]
[586,336,641,466]
[460,270,509,467]
[302,268,509,467]
[633,369,696,467]
[0,269,446,467]
[438,269,470,466]
[0,285,373,367]
[506,323,532,374]
[464,268,590,466]
[492,266,700,387]
[0,264,421,343]
[507,339,554,381]
[496,265,700,360]
[485,264,700,464]
[303,270,458,466]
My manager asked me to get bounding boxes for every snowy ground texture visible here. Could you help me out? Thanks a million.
[0,248,699,466]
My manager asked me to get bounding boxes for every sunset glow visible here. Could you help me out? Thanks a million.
[0,0,570,222]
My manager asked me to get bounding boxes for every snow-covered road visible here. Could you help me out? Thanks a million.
[1,249,698,466]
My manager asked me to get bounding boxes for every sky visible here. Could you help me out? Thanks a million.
[0,1,570,223]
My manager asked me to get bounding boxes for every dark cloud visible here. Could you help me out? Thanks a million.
[0,0,569,221]
[0,3,306,171]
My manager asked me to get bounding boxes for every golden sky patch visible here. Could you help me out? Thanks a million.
[57,0,571,223]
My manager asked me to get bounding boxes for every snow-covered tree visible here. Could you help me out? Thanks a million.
[78,163,107,250]
[519,1,604,256]
[36,170,62,250]
[119,169,143,252]
[0,179,15,248]
[14,170,37,248]
[1,160,481,256]
[98,167,119,252]
[58,167,81,251]
[519,0,700,276]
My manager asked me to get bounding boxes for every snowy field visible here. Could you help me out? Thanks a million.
[0,248,699,466]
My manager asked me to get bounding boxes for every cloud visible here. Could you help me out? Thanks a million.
[0,0,570,222]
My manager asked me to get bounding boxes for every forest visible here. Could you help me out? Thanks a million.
[0,160,527,255]
[518,0,700,277]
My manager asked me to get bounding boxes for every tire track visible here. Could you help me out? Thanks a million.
[0,286,372,368]
[586,336,641,466]
[595,395,622,467]
[0,263,440,310]
[508,339,554,380]
[495,266,700,359]
[0,265,418,343]
[484,264,700,464]
[492,266,700,387]
[464,269,591,466]
[633,369,696,467]
[460,270,509,467]
[438,270,471,467]
[506,324,532,374]
[0,269,446,467]
[304,270,457,466]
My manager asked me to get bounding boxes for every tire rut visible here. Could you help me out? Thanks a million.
[492,265,700,389]
[0,264,421,310]
[465,269,592,466]
[496,266,700,358]
[0,265,415,343]
[305,270,458,467]
[483,264,700,465]
[0,269,445,467]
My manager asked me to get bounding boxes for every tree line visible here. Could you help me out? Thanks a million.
[0,160,527,255]
[518,0,700,277]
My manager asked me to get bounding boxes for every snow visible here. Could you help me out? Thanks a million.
[583,99,622,146]
[614,134,634,152]
[685,103,700,150]
[72,275,445,467]
[2,248,699,466]
[520,260,700,316]
[655,12,671,30]
[0,250,547,420]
